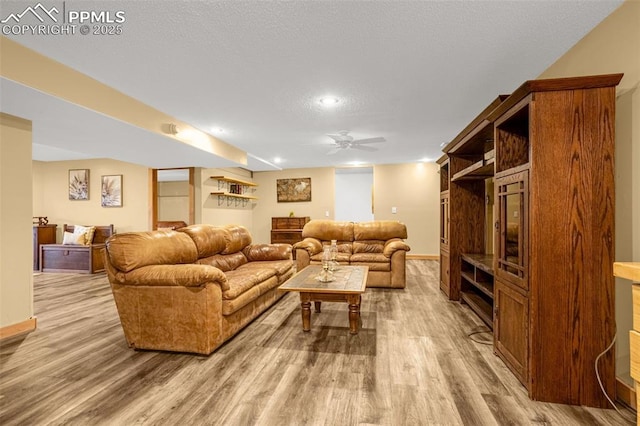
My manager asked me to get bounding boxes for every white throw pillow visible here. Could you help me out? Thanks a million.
[62,231,84,245]
[73,225,95,245]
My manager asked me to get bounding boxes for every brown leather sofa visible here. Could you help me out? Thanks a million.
[103,224,294,355]
[293,220,410,288]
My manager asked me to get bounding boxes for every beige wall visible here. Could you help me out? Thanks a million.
[32,158,150,238]
[538,0,640,382]
[200,167,256,234]
[253,167,336,245]
[373,163,440,256]
[252,163,439,255]
[1,113,34,328]
[158,181,189,223]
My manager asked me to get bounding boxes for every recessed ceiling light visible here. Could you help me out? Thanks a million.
[319,97,340,106]
[273,157,282,164]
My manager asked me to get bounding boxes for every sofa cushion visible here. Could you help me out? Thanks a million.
[353,240,384,254]
[106,230,198,272]
[354,221,407,240]
[222,225,252,254]
[301,220,354,241]
[197,252,248,272]
[238,260,295,283]
[179,225,228,258]
[242,244,291,261]
[350,253,391,264]
[223,268,277,300]
[221,275,280,316]
[310,252,351,264]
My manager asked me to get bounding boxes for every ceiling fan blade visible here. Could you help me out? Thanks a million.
[352,144,378,152]
[351,137,386,145]
[327,134,353,142]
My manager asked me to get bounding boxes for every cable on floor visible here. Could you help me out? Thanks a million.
[467,326,493,345]
[594,333,631,420]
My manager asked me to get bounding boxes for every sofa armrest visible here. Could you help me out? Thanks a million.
[383,240,411,258]
[292,238,322,256]
[243,244,292,261]
[114,264,228,290]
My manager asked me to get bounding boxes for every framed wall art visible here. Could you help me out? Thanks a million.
[69,169,89,200]
[101,174,123,207]
[277,177,311,202]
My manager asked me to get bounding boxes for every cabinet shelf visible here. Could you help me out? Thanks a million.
[460,292,493,328]
[460,253,495,329]
[461,271,493,299]
[451,152,495,182]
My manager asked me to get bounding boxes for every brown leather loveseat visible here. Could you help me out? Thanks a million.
[293,220,410,288]
[103,224,294,355]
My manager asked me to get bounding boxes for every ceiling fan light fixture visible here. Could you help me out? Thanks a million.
[319,96,340,106]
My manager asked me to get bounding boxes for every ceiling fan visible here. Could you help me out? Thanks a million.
[326,131,386,155]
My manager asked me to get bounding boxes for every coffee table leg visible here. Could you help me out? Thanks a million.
[300,293,311,332]
[347,295,361,334]
[314,301,322,313]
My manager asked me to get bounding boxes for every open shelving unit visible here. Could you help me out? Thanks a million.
[460,253,494,328]
[210,176,258,207]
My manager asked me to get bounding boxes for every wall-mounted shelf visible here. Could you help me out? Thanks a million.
[210,176,258,187]
[210,176,258,207]
[210,192,257,207]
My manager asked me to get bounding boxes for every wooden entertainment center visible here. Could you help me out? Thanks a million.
[438,73,623,408]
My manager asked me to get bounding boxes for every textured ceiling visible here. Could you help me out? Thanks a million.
[1,0,623,171]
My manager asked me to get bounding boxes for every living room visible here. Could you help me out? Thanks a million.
[2,0,640,424]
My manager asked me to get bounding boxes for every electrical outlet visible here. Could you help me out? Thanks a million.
[392,207,397,214]
[325,210,329,217]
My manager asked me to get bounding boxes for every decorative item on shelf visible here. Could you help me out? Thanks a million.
[101,175,123,207]
[69,169,89,200]
[33,216,49,225]
[317,246,334,282]
[277,177,311,202]
[329,239,339,271]
[289,211,295,217]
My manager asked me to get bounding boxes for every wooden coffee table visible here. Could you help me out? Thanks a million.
[279,265,368,334]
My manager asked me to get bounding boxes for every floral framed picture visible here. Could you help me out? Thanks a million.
[277,177,312,202]
[69,169,89,200]
[101,175,123,207]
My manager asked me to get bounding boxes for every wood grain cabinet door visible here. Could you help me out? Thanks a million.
[494,170,528,291]
[439,250,450,297]
[494,279,529,387]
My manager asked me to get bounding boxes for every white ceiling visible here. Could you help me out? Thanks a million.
[1,0,623,171]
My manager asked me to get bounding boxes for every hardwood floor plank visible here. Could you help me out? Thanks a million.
[0,261,634,425]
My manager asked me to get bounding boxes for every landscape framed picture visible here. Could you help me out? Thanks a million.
[277,177,311,202]
[69,169,89,200]
[101,175,123,207]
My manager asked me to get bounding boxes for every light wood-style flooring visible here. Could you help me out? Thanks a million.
[0,260,635,425]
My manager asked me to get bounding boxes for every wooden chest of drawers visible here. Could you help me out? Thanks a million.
[33,224,57,270]
[270,217,310,245]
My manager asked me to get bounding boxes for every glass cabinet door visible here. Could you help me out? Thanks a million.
[440,192,450,247]
[495,170,528,290]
